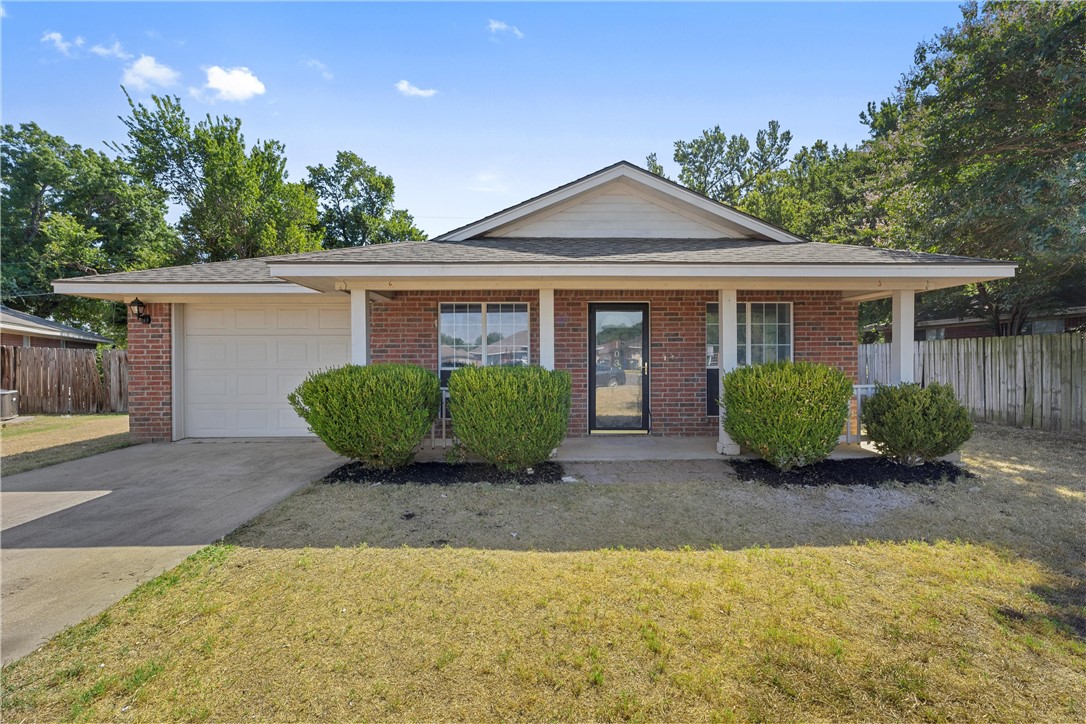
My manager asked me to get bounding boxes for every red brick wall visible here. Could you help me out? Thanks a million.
[0,333,28,347]
[739,291,859,382]
[120,290,858,443]
[555,290,718,437]
[127,302,172,442]
[554,290,858,437]
[369,290,540,368]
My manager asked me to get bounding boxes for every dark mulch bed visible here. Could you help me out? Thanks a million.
[730,458,974,488]
[323,460,567,486]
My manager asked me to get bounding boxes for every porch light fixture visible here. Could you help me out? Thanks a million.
[129,298,152,324]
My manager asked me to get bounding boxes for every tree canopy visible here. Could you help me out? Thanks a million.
[3,93,428,343]
[648,2,1086,336]
[1,122,176,342]
[306,151,425,248]
[113,92,323,263]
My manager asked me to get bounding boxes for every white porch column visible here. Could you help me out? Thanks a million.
[350,289,369,365]
[539,288,555,370]
[891,289,915,383]
[717,289,740,455]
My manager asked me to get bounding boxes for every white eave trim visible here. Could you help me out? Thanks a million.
[52,282,320,297]
[435,164,808,244]
[266,262,1016,280]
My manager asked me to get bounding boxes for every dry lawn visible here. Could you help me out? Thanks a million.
[234,423,1086,577]
[2,423,1084,721]
[0,414,131,476]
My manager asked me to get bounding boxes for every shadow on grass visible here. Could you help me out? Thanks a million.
[0,433,133,477]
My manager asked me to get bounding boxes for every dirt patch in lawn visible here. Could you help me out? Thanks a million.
[232,423,1086,579]
[0,414,131,476]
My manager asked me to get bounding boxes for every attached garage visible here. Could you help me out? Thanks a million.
[179,300,350,437]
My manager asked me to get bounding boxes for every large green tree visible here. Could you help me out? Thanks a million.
[113,93,322,262]
[306,151,425,248]
[1,122,176,342]
[874,1,1086,334]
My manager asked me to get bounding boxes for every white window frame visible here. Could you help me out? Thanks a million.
[706,301,795,369]
[438,301,532,385]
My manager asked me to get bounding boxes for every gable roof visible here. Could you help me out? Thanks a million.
[51,160,1017,301]
[0,305,114,345]
[434,161,809,244]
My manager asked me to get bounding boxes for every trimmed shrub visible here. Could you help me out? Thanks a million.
[449,365,572,471]
[288,363,440,469]
[722,361,853,471]
[862,382,972,466]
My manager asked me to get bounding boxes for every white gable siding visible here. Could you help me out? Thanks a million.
[491,188,732,239]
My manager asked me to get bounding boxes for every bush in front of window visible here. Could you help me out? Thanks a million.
[288,364,440,469]
[448,365,571,471]
[861,382,972,466]
[722,361,853,471]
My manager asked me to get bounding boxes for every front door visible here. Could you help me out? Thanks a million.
[589,303,649,432]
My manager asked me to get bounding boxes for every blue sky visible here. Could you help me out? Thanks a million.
[3,2,965,236]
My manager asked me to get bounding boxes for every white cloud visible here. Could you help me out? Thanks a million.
[122,55,180,90]
[304,58,333,81]
[41,31,85,55]
[488,19,524,39]
[202,65,266,102]
[90,41,132,60]
[395,79,437,98]
[468,172,508,193]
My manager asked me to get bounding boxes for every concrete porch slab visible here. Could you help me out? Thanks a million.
[416,435,884,463]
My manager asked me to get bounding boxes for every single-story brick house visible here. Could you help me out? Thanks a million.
[54,162,1015,451]
[0,305,113,350]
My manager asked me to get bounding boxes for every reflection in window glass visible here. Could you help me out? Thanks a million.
[439,302,530,386]
[486,303,531,366]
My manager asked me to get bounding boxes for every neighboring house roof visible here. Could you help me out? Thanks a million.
[0,305,114,345]
[52,160,1016,302]
[913,306,1086,329]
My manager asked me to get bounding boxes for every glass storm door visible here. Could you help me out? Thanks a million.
[588,303,649,432]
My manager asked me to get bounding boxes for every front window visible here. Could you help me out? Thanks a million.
[438,302,530,386]
[706,301,793,415]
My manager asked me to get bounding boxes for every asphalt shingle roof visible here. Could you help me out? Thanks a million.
[0,305,114,344]
[64,238,1012,285]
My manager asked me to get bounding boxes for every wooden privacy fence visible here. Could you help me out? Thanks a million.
[858,333,1085,434]
[0,346,128,414]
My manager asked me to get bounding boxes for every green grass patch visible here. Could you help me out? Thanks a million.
[0,414,131,475]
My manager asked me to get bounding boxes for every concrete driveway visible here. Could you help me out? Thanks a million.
[1,439,344,664]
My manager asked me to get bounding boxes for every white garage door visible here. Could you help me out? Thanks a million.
[183,301,350,437]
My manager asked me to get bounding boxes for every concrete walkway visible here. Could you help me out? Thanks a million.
[1,440,344,664]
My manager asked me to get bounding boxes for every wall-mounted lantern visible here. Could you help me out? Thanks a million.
[129,298,152,324]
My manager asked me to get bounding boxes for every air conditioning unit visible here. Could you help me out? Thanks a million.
[0,390,18,421]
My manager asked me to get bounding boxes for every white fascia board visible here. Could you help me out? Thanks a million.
[267,262,1016,281]
[437,164,807,244]
[52,282,320,300]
